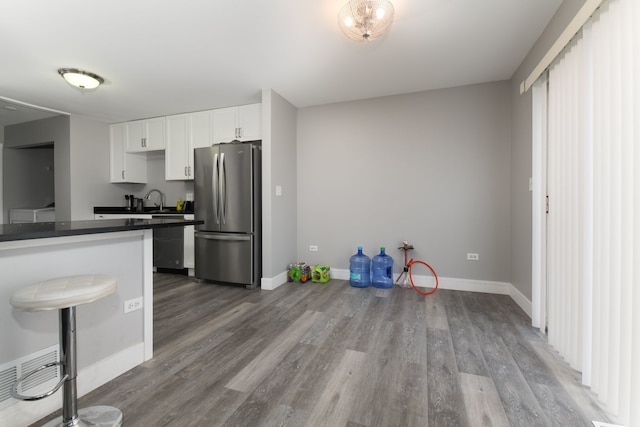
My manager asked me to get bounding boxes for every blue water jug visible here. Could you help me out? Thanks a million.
[349,246,370,288]
[372,247,394,289]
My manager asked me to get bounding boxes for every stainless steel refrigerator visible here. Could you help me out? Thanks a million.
[194,141,261,289]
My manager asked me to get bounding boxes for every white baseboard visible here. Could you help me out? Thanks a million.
[508,283,532,318]
[261,271,288,290]
[0,343,144,426]
[271,268,533,319]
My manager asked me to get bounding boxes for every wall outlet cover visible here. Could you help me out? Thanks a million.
[124,297,143,313]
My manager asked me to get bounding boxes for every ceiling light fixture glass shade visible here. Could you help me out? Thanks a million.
[338,0,394,42]
[57,68,104,90]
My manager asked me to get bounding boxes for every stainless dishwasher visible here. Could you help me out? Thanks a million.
[153,215,184,269]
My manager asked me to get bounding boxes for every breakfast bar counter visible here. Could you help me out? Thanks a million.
[0,217,201,426]
[0,217,200,242]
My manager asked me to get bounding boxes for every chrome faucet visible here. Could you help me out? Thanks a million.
[144,189,165,210]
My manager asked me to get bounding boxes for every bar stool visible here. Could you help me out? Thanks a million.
[10,274,123,427]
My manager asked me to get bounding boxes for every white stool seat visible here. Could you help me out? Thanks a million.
[10,274,122,426]
[10,274,118,312]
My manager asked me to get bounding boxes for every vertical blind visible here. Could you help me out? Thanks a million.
[547,36,586,372]
[533,0,640,424]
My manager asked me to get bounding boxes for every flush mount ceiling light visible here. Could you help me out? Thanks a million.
[57,68,104,90]
[337,0,394,42]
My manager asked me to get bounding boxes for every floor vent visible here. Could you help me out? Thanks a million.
[0,345,60,410]
[0,366,18,403]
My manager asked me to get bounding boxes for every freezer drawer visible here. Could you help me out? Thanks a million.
[195,232,255,287]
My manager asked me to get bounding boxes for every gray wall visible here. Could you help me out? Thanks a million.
[509,0,587,300]
[262,89,298,279]
[3,115,136,221]
[4,115,69,221]
[135,152,194,210]
[297,82,512,282]
[3,145,54,210]
[69,115,128,219]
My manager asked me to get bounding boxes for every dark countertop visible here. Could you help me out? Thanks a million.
[0,218,203,243]
[94,206,194,215]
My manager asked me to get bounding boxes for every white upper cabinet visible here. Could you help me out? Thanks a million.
[165,111,213,180]
[190,110,214,149]
[126,117,166,152]
[237,103,261,140]
[212,103,261,144]
[110,123,147,183]
[165,114,190,180]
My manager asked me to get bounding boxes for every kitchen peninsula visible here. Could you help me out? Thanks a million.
[0,217,201,426]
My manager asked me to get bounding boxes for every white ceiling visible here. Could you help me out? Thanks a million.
[0,0,562,127]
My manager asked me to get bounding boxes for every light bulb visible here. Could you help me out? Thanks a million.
[376,8,385,19]
[344,16,354,27]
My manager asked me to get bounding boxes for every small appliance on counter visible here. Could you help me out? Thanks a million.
[124,194,145,212]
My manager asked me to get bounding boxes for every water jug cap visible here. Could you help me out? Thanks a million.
[357,246,363,251]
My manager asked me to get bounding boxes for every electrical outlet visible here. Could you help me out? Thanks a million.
[309,245,318,252]
[467,253,479,261]
[124,297,143,313]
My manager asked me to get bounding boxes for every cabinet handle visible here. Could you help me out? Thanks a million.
[188,166,191,176]
[122,170,125,179]
[184,166,188,176]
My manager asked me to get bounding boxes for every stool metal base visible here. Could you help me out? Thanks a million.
[42,405,123,427]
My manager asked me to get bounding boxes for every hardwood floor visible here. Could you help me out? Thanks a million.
[32,273,612,426]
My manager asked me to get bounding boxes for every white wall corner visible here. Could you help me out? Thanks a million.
[261,271,288,290]
[508,284,532,319]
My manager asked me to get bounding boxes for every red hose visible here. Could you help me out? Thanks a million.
[407,258,439,295]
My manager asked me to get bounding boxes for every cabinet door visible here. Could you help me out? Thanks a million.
[125,118,165,152]
[125,121,145,152]
[187,110,214,180]
[111,124,147,183]
[238,103,261,141]
[165,114,190,180]
[144,117,166,150]
[190,110,213,149]
[110,124,126,182]
[212,107,238,144]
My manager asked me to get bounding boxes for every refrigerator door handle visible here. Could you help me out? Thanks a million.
[195,232,251,241]
[220,152,227,225]
[212,152,220,224]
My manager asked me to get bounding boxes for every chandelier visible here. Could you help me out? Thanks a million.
[337,0,395,42]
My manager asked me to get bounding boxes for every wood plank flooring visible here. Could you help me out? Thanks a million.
[32,273,613,426]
